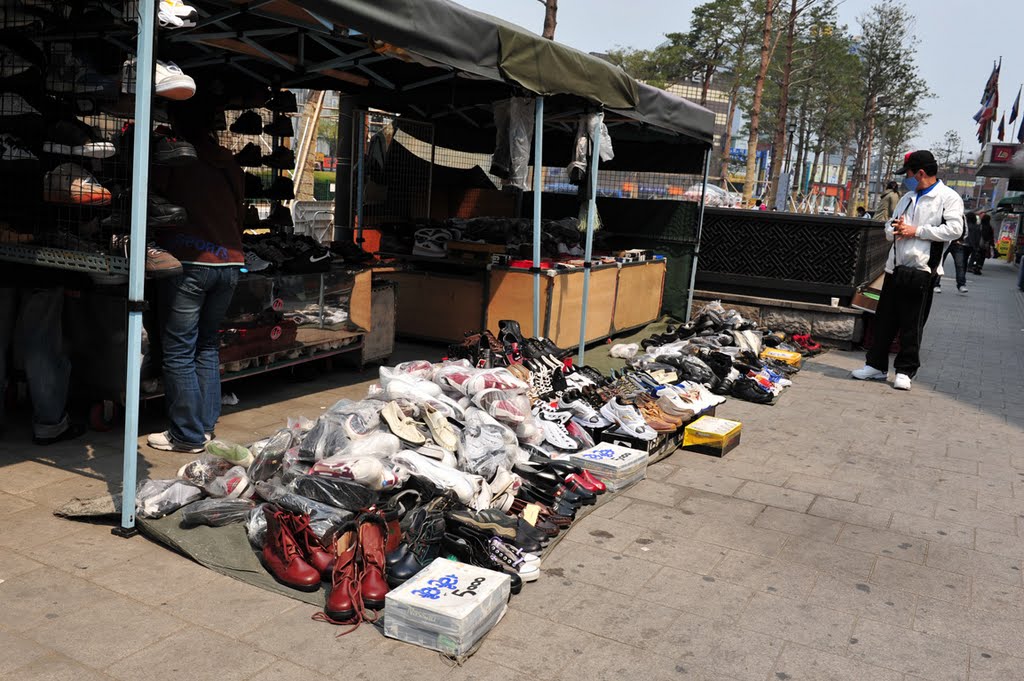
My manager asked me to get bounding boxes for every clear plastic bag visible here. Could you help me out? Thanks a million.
[255,482,353,538]
[180,498,256,527]
[203,465,255,500]
[309,454,402,491]
[246,503,268,548]
[298,414,349,462]
[433,360,476,396]
[136,479,203,519]
[471,388,531,426]
[249,428,294,482]
[457,421,514,480]
[289,473,379,511]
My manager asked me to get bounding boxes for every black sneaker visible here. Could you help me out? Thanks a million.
[42,119,116,159]
[267,203,293,227]
[230,110,263,135]
[233,142,262,167]
[263,115,293,138]
[152,127,197,165]
[262,145,294,169]
[243,172,264,198]
[264,176,294,200]
[265,90,297,113]
[148,194,187,225]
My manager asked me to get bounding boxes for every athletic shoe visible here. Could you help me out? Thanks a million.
[599,397,657,441]
[957,285,968,295]
[893,373,912,390]
[234,142,262,167]
[46,52,117,96]
[266,89,297,113]
[262,145,294,169]
[110,235,183,278]
[230,110,263,135]
[159,0,198,28]
[850,364,887,381]
[557,392,612,428]
[43,163,111,205]
[243,249,271,272]
[391,450,489,509]
[533,404,579,450]
[123,58,195,100]
[933,285,941,293]
[0,134,37,163]
[264,176,294,200]
[263,115,294,137]
[43,120,115,159]
[205,439,254,468]
[416,442,458,469]
[149,430,204,453]
[243,171,264,198]
[203,465,255,499]
[152,127,197,165]
[0,92,40,119]
[654,386,695,419]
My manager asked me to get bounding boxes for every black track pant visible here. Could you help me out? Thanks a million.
[865,272,934,378]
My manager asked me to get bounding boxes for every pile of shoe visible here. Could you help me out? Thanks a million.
[628,301,808,405]
[242,233,332,273]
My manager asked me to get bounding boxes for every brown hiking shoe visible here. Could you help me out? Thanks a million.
[145,243,182,278]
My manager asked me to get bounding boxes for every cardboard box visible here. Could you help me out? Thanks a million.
[570,443,648,491]
[682,416,742,457]
[760,347,803,368]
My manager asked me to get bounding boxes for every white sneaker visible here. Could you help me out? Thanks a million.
[532,404,579,450]
[893,373,912,390]
[850,365,887,381]
[204,439,253,468]
[391,450,489,509]
[933,285,941,293]
[599,398,658,441]
[0,93,40,118]
[147,430,204,453]
[123,58,195,100]
[416,442,458,469]
[159,0,198,28]
[0,134,37,163]
[653,386,696,418]
[957,286,968,294]
[557,393,612,428]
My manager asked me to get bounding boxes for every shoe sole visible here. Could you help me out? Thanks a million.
[42,142,116,158]
[451,518,517,540]
[153,147,198,165]
[851,374,887,381]
[155,76,196,100]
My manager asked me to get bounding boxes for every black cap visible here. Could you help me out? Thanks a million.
[894,150,936,174]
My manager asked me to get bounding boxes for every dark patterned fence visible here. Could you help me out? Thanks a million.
[695,208,889,304]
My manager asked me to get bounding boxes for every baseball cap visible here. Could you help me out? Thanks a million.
[894,150,936,174]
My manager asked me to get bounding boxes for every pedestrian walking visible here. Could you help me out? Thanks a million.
[938,211,973,294]
[851,150,964,391]
[972,213,994,274]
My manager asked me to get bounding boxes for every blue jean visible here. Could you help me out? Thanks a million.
[942,242,969,289]
[1018,259,1024,291]
[159,265,238,447]
[0,287,71,437]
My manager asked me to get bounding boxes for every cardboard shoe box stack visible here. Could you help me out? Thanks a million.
[569,443,649,492]
[384,558,511,656]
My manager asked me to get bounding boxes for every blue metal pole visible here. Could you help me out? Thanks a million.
[576,111,603,366]
[531,97,544,336]
[685,148,712,322]
[117,0,157,533]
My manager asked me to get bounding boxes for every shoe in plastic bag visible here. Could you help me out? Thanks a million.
[136,479,203,519]
[180,498,256,527]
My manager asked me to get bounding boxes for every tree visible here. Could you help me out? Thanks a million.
[741,0,780,206]
[317,117,338,157]
[606,37,691,90]
[680,0,746,106]
[537,0,557,39]
[717,2,762,187]
[933,129,963,167]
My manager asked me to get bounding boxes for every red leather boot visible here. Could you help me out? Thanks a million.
[262,508,321,592]
[285,513,335,579]
[323,522,362,622]
[357,513,390,610]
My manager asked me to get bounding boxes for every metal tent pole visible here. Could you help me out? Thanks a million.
[354,112,366,248]
[685,148,712,322]
[576,111,603,366]
[531,97,544,336]
[116,0,157,535]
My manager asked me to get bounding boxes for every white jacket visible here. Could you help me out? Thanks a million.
[884,180,964,275]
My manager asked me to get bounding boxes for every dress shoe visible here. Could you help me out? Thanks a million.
[357,512,389,609]
[262,507,321,592]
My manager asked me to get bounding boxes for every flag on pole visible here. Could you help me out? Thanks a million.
[980,58,1001,104]
[997,112,1005,141]
[1010,85,1021,124]
[1018,118,1024,143]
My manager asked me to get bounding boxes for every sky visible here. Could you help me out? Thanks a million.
[458,0,1024,158]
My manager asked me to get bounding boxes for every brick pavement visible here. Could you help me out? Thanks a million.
[1,260,1023,680]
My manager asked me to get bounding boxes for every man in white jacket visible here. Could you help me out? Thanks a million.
[851,150,964,390]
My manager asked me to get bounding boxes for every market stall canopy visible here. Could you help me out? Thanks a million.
[975,143,1024,179]
[610,82,715,145]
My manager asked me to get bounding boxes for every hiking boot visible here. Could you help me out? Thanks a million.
[266,89,297,113]
[388,502,447,586]
[262,145,294,169]
[261,507,322,591]
[263,115,294,137]
[357,512,389,610]
[323,522,361,622]
[233,142,262,167]
[284,513,334,579]
[230,110,263,135]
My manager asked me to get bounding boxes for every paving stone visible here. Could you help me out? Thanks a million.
[702,626,784,681]
[752,507,844,542]
[0,490,35,518]
[739,591,856,654]
[0,548,44,581]
[664,467,746,496]
[578,634,739,681]
[976,528,1024,560]
[871,556,971,606]
[543,540,661,596]
[106,628,276,681]
[621,478,691,507]
[638,565,755,621]
[915,596,1024,658]
[677,489,767,524]
[808,497,892,528]
[647,609,725,664]
[621,529,728,575]
[889,512,975,547]
[564,514,646,553]
[926,542,1023,587]
[0,505,89,550]
[783,473,860,502]
[161,573,300,639]
[693,518,790,557]
[934,503,1017,535]
[855,488,939,517]
[806,572,917,627]
[776,536,876,579]
[733,481,815,512]
[717,460,792,486]
[590,493,634,519]
[87,546,222,606]
[971,581,1024,620]
[836,524,928,563]
[509,565,582,619]
[448,660,539,681]
[771,642,903,681]
[6,653,115,681]
[912,453,979,475]
[612,500,705,539]
[847,618,969,681]
[244,661,332,681]
[549,584,683,648]
[0,629,50,676]
[0,460,81,495]
[966,648,1024,681]
[475,609,602,680]
[711,550,819,600]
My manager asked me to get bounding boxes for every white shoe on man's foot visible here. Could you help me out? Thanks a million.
[893,373,912,390]
[851,365,887,381]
